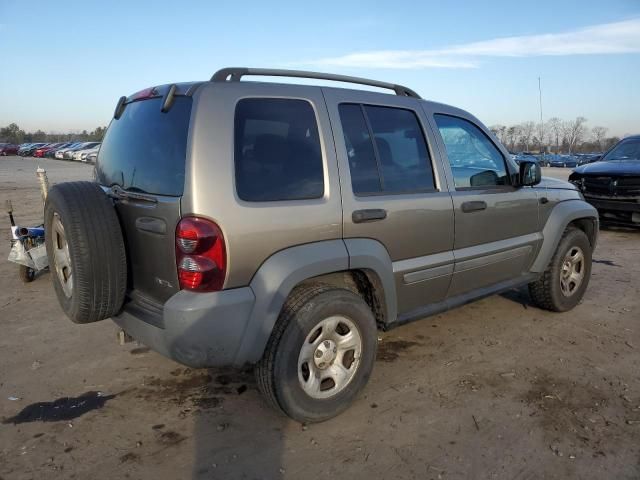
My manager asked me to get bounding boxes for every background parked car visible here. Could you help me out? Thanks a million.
[34,143,65,158]
[30,143,54,157]
[45,142,75,158]
[16,143,33,155]
[16,143,32,155]
[29,143,52,156]
[77,144,100,162]
[576,153,602,165]
[66,142,100,160]
[72,143,101,161]
[512,152,541,165]
[569,136,640,227]
[85,151,98,164]
[55,143,84,159]
[19,143,47,156]
[547,154,578,168]
[0,143,19,155]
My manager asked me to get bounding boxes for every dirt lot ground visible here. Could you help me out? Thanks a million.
[0,157,638,480]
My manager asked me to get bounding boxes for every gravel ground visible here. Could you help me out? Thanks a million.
[0,158,638,480]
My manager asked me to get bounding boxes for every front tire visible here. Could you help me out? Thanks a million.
[255,285,378,423]
[529,227,592,312]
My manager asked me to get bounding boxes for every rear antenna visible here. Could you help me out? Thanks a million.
[161,84,177,113]
[113,96,126,119]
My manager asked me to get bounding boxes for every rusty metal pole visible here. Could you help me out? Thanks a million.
[36,167,49,203]
[5,199,15,226]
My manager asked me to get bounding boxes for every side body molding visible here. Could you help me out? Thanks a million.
[233,240,349,365]
[530,200,599,273]
[344,238,398,326]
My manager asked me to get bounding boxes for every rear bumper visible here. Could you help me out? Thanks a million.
[112,287,256,368]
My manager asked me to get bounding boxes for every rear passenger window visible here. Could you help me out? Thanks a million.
[235,98,324,202]
[338,104,435,195]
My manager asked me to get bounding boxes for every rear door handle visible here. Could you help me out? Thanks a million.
[352,209,387,223]
[461,201,487,213]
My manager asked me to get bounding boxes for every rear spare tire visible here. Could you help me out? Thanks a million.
[45,181,127,323]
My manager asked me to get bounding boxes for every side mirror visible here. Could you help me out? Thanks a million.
[519,160,541,187]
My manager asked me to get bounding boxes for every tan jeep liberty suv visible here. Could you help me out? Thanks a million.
[45,68,598,422]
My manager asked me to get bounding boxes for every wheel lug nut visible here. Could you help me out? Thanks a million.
[315,350,322,358]
[324,341,330,348]
[318,362,325,368]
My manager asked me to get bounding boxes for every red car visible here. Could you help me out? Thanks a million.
[34,143,64,158]
[0,143,19,156]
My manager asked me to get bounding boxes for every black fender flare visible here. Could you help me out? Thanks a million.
[530,200,598,273]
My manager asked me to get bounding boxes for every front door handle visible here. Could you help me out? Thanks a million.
[352,209,387,223]
[461,201,487,213]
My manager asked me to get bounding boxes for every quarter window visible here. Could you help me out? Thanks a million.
[434,114,509,189]
[235,98,324,202]
[338,104,435,195]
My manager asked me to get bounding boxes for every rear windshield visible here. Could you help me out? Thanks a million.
[96,96,192,196]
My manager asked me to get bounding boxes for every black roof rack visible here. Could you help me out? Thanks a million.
[211,67,421,99]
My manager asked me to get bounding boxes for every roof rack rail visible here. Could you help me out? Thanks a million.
[211,67,421,99]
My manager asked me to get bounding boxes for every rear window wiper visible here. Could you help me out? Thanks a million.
[107,184,157,203]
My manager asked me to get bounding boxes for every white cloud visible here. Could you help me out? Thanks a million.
[309,50,479,69]
[305,18,640,69]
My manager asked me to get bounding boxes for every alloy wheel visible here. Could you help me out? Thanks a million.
[297,315,362,399]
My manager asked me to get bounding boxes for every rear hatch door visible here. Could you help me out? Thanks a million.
[96,86,194,314]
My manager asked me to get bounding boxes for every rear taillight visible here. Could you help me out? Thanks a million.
[175,217,226,292]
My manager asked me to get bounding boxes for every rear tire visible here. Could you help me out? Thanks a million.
[255,285,378,423]
[529,227,592,312]
[45,181,127,323]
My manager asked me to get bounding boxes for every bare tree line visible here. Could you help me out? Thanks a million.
[0,119,624,156]
[0,123,106,144]
[490,117,621,155]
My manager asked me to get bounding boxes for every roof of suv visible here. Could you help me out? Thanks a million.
[122,67,469,117]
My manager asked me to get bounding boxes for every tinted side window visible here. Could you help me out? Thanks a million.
[338,104,382,194]
[338,104,435,195]
[434,114,509,189]
[235,98,324,202]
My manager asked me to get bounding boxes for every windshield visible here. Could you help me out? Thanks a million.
[602,138,640,162]
[96,96,191,196]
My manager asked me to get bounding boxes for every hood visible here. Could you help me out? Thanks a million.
[573,160,640,176]
[537,176,577,191]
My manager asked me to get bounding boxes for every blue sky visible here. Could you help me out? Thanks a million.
[1,0,638,136]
